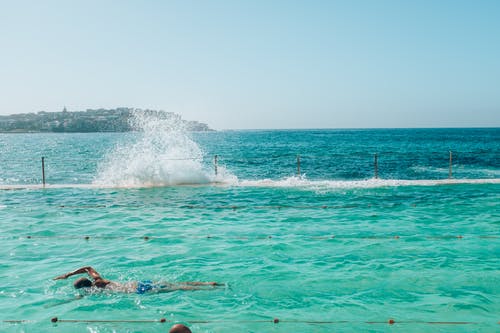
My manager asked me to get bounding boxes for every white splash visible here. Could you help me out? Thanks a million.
[94,110,214,187]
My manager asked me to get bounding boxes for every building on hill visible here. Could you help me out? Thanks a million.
[0,108,212,132]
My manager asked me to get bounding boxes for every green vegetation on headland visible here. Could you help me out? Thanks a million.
[0,108,212,133]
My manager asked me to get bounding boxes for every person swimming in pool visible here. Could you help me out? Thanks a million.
[53,266,222,294]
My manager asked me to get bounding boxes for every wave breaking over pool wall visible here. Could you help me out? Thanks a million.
[94,110,214,187]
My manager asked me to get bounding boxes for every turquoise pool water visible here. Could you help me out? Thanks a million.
[1,124,499,332]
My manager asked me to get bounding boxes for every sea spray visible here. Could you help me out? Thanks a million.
[94,110,214,187]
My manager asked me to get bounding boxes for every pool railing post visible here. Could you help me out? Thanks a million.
[214,155,218,176]
[42,157,46,187]
[297,155,301,176]
[374,153,379,179]
[449,151,453,179]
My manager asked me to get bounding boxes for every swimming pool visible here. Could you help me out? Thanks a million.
[1,128,499,332]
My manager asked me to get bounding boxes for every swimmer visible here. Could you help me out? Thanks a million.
[54,266,222,294]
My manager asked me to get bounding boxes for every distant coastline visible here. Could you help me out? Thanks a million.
[0,108,213,133]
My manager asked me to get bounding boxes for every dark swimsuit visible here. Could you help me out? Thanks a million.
[136,280,156,294]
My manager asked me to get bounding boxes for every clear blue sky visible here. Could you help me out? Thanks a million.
[1,0,499,129]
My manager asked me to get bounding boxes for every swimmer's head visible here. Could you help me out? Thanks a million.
[73,277,92,289]
[169,324,192,333]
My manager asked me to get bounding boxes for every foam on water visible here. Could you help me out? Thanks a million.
[93,110,216,187]
[236,176,500,189]
[1,177,498,191]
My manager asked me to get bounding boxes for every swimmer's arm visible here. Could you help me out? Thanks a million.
[53,266,102,280]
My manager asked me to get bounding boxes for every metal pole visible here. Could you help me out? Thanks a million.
[297,155,301,176]
[374,153,379,179]
[214,155,218,176]
[42,157,46,187]
[449,151,452,179]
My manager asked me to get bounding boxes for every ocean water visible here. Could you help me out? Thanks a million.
[0,119,499,332]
